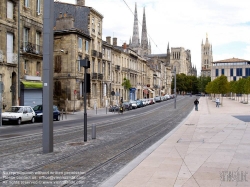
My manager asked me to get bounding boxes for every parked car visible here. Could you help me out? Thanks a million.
[2,106,36,125]
[33,105,61,121]
[165,94,170,100]
[136,100,144,108]
[130,101,137,109]
[123,102,132,111]
[149,98,155,104]
[154,96,161,102]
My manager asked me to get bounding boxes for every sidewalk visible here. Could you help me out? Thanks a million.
[101,97,250,187]
[59,107,116,121]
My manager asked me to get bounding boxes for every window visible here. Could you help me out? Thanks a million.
[7,1,14,19]
[36,32,41,53]
[85,40,89,54]
[7,32,14,63]
[36,62,41,76]
[245,68,250,77]
[54,55,62,73]
[78,38,82,51]
[92,83,97,96]
[23,28,29,49]
[236,68,242,76]
[98,61,101,73]
[108,63,110,76]
[233,76,236,81]
[24,0,29,7]
[54,81,61,97]
[215,69,218,77]
[98,21,101,33]
[221,69,224,75]
[103,48,105,57]
[78,56,82,72]
[36,0,41,14]
[230,68,233,76]
[92,59,95,73]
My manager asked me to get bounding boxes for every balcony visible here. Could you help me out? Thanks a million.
[21,42,43,55]
[92,73,103,80]
[91,50,98,57]
[115,65,120,71]
[154,85,159,89]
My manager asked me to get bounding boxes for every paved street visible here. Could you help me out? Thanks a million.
[0,96,193,187]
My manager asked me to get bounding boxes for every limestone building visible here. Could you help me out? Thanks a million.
[201,34,213,77]
[0,0,44,110]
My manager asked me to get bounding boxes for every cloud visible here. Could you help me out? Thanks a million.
[58,0,250,75]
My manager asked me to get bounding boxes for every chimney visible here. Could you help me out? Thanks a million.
[122,43,127,49]
[113,37,117,46]
[106,36,111,45]
[76,0,85,6]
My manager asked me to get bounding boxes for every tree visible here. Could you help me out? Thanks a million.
[198,76,211,93]
[122,78,132,90]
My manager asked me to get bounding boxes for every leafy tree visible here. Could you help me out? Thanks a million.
[198,76,211,93]
[122,78,132,90]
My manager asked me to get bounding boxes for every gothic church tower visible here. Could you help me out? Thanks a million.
[201,34,213,77]
[129,3,151,57]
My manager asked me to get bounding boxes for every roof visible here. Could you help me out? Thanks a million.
[213,57,250,63]
[54,2,90,36]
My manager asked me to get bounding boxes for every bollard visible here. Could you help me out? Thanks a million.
[61,109,64,120]
[92,124,96,139]
[65,109,67,119]
[106,107,107,114]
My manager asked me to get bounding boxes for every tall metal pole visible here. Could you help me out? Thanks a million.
[42,0,54,153]
[174,67,176,109]
[84,67,87,142]
[17,0,20,105]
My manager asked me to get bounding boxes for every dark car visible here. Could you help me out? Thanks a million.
[33,105,60,121]
[109,105,119,112]
[123,102,132,111]
[136,100,144,108]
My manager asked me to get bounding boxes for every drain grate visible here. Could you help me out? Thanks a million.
[68,142,85,146]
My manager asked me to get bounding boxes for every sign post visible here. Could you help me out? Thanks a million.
[0,81,3,126]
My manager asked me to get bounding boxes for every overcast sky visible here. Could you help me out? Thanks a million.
[58,0,250,75]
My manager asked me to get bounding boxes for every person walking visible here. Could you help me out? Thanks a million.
[216,98,220,107]
[194,99,199,111]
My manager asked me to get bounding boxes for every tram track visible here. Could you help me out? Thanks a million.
[0,97,193,186]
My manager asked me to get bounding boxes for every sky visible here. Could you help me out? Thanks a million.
[58,0,250,76]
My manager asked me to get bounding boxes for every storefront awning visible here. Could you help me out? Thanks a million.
[21,81,43,89]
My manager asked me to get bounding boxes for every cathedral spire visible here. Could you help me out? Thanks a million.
[141,7,148,50]
[131,3,140,48]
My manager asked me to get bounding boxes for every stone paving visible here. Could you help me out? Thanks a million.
[101,97,250,187]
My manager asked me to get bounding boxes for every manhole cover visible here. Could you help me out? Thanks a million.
[68,142,85,146]
[185,124,195,126]
[0,134,21,138]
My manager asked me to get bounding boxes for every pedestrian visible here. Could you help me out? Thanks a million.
[216,98,220,107]
[194,98,199,111]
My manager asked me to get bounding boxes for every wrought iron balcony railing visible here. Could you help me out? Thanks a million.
[21,42,43,55]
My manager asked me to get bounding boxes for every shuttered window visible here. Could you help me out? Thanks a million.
[7,1,13,19]
[54,81,61,97]
[54,55,62,73]
[7,32,14,63]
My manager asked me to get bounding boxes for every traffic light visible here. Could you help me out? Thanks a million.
[86,73,90,93]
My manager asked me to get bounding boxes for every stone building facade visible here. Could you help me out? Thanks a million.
[0,0,44,110]
[201,34,213,77]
